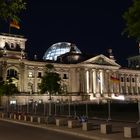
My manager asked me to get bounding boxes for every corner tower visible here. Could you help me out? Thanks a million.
[0,33,27,59]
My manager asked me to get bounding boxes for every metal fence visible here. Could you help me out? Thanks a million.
[2,101,140,122]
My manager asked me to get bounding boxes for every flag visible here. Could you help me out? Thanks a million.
[97,75,101,83]
[110,76,119,83]
[10,20,20,29]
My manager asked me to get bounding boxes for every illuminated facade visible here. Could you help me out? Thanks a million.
[0,33,140,104]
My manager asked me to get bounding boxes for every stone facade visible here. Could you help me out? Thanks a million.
[0,33,140,104]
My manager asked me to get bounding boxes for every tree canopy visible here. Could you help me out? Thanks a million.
[123,0,140,41]
[0,0,26,23]
[39,64,62,99]
[0,78,18,96]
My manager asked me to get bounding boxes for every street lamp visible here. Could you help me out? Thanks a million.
[107,99,111,121]
[85,101,88,117]
[136,99,140,124]
[48,98,52,116]
[43,102,46,116]
[34,101,38,115]
[55,99,60,116]
[106,93,112,122]
[68,95,71,117]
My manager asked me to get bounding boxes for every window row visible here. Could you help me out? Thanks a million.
[121,77,137,82]
[28,72,42,78]
[28,71,69,79]
[121,86,140,94]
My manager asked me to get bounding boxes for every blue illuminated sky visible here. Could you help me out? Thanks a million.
[0,0,138,66]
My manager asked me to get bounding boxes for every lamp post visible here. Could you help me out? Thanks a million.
[74,102,77,117]
[107,99,111,121]
[107,93,112,122]
[55,101,57,116]
[44,102,46,116]
[55,100,59,116]
[68,99,71,117]
[48,99,52,116]
[137,99,140,124]
[85,101,88,117]
[27,97,29,114]
[34,101,38,115]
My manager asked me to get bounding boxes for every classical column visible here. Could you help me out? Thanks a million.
[106,70,110,95]
[108,71,112,95]
[19,62,25,92]
[103,70,108,94]
[69,68,79,93]
[130,74,132,95]
[124,74,127,95]
[109,72,114,94]
[89,69,93,93]
[85,69,89,93]
[34,67,38,93]
[120,74,124,95]
[118,73,121,94]
[114,72,120,94]
[2,60,7,81]
[76,68,80,93]
[100,70,103,95]
[23,64,27,92]
[96,70,100,94]
[92,69,96,95]
[79,69,82,93]
[80,69,85,93]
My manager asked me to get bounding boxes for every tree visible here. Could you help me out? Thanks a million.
[0,0,26,23]
[123,0,140,41]
[39,64,62,100]
[0,77,18,107]
[0,78,19,96]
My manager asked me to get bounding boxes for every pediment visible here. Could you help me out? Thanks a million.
[81,54,120,67]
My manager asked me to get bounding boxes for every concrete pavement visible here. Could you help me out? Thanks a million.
[0,117,140,140]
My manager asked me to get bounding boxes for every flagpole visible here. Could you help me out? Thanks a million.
[9,20,11,34]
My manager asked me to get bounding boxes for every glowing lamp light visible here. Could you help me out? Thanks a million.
[111,94,125,100]
[10,100,16,105]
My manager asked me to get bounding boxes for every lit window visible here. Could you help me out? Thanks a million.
[29,72,33,78]
[10,100,16,105]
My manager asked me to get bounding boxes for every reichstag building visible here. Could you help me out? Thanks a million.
[0,33,140,104]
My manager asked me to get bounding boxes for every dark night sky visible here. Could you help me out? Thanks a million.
[0,0,138,66]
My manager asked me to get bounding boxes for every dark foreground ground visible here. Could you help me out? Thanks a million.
[0,120,89,140]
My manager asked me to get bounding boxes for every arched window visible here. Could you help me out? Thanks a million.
[7,69,18,79]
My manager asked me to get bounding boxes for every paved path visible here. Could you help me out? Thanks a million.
[0,120,88,140]
[0,118,140,140]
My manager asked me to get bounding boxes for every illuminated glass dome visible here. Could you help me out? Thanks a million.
[43,42,82,61]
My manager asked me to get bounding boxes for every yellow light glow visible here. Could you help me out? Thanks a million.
[111,94,125,100]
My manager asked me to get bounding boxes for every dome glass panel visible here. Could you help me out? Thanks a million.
[43,42,81,61]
